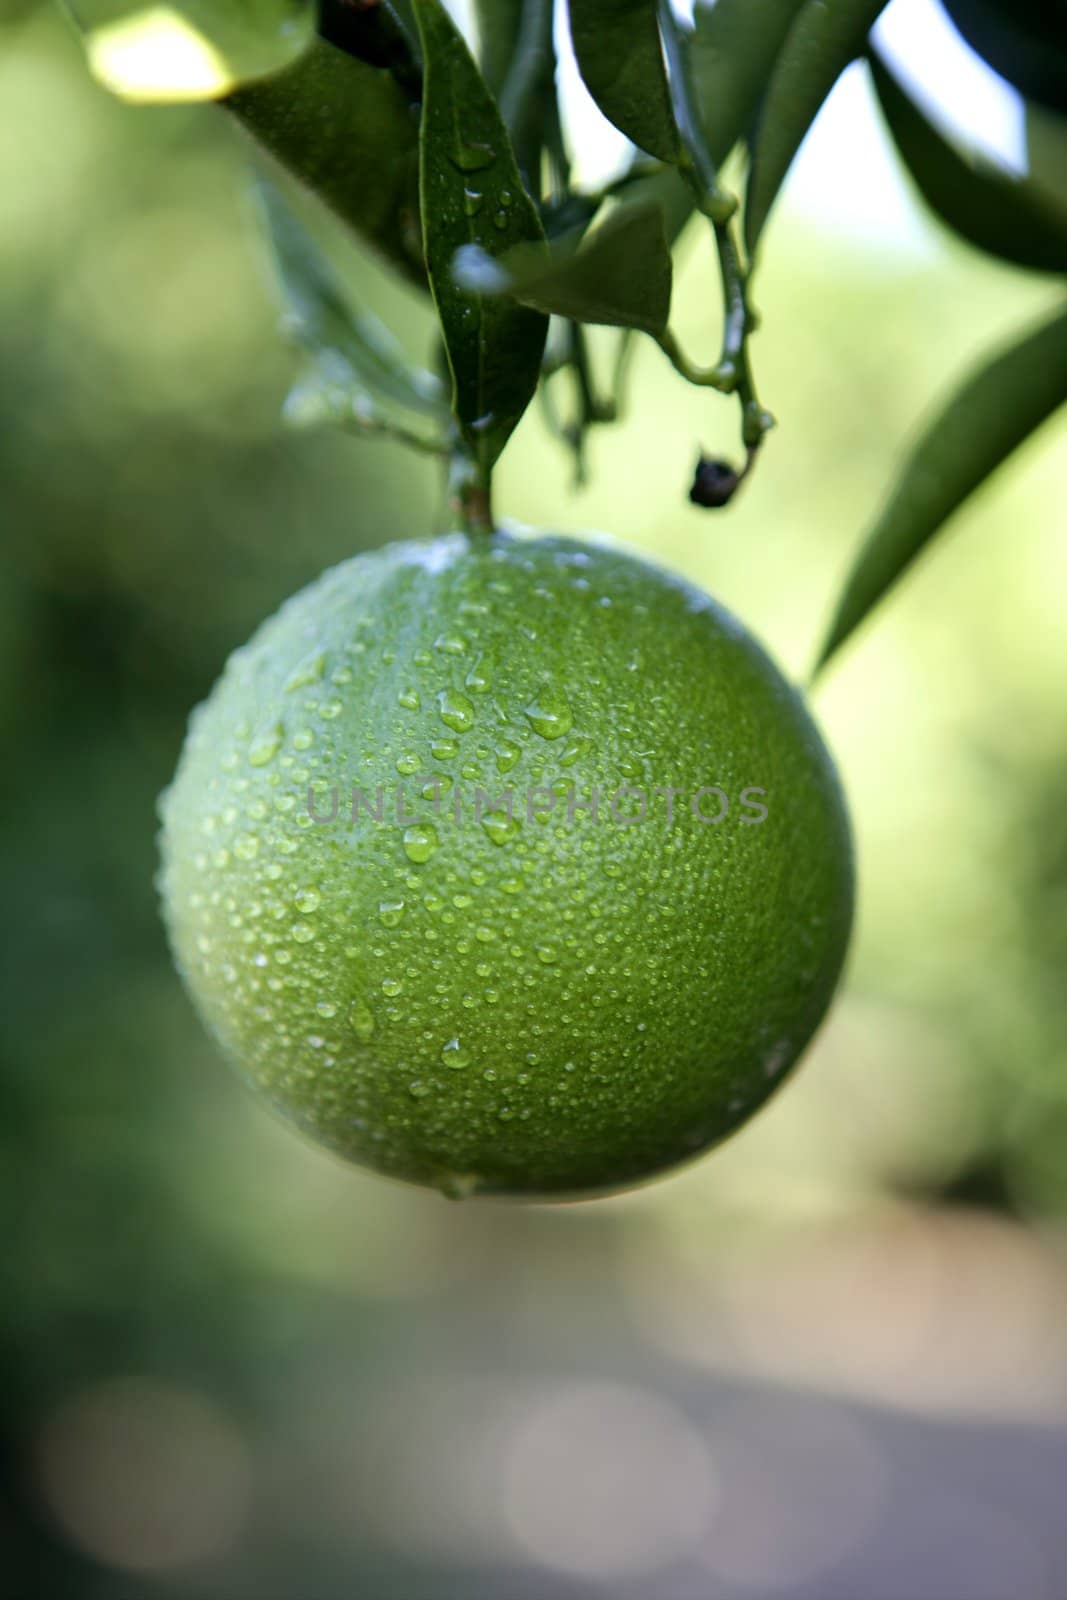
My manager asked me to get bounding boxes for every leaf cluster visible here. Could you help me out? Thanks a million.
[62,0,1067,665]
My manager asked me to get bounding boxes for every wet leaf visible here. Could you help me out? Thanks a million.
[567,0,681,163]
[690,0,806,169]
[455,202,673,334]
[64,0,314,102]
[872,51,1067,274]
[746,0,889,252]
[255,177,446,442]
[413,0,548,474]
[817,301,1067,670]
[229,40,425,287]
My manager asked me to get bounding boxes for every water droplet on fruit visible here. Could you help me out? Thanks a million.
[403,822,439,863]
[560,735,593,767]
[349,998,375,1040]
[494,739,521,773]
[295,889,320,914]
[248,723,283,766]
[398,687,421,710]
[437,688,475,732]
[441,1038,469,1069]
[408,1079,431,1099]
[233,832,259,861]
[524,685,573,740]
[435,632,468,655]
[379,897,405,926]
[284,651,326,693]
[465,656,490,693]
[291,922,315,944]
[482,809,519,846]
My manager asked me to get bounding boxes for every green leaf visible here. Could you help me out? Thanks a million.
[497,0,556,186]
[871,51,1067,274]
[473,0,523,94]
[455,202,673,334]
[472,0,555,183]
[599,165,693,416]
[541,191,604,241]
[228,40,425,289]
[412,0,548,476]
[816,301,1067,670]
[316,0,424,105]
[63,0,314,102]
[941,0,1067,117]
[1027,102,1067,211]
[689,0,807,170]
[619,162,696,248]
[745,0,889,252]
[255,177,446,444]
[567,0,681,163]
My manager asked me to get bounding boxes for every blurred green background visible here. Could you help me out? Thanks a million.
[4,3,1067,1595]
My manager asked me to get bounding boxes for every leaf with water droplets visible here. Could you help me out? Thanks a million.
[816,301,1067,670]
[229,39,425,287]
[454,202,673,335]
[567,0,681,163]
[412,0,548,476]
[64,0,315,102]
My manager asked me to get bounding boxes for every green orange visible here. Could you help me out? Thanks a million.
[159,529,853,1198]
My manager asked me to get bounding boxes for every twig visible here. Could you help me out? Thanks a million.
[656,0,774,452]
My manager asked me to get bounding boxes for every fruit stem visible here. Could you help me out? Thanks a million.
[448,447,495,537]
[656,0,775,455]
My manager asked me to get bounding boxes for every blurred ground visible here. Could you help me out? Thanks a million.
[4,4,1067,1596]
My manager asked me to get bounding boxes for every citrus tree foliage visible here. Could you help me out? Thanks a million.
[66,0,1067,665]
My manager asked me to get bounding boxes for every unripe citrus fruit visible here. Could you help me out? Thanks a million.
[159,531,853,1198]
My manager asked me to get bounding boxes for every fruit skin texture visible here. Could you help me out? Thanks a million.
[159,530,853,1200]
